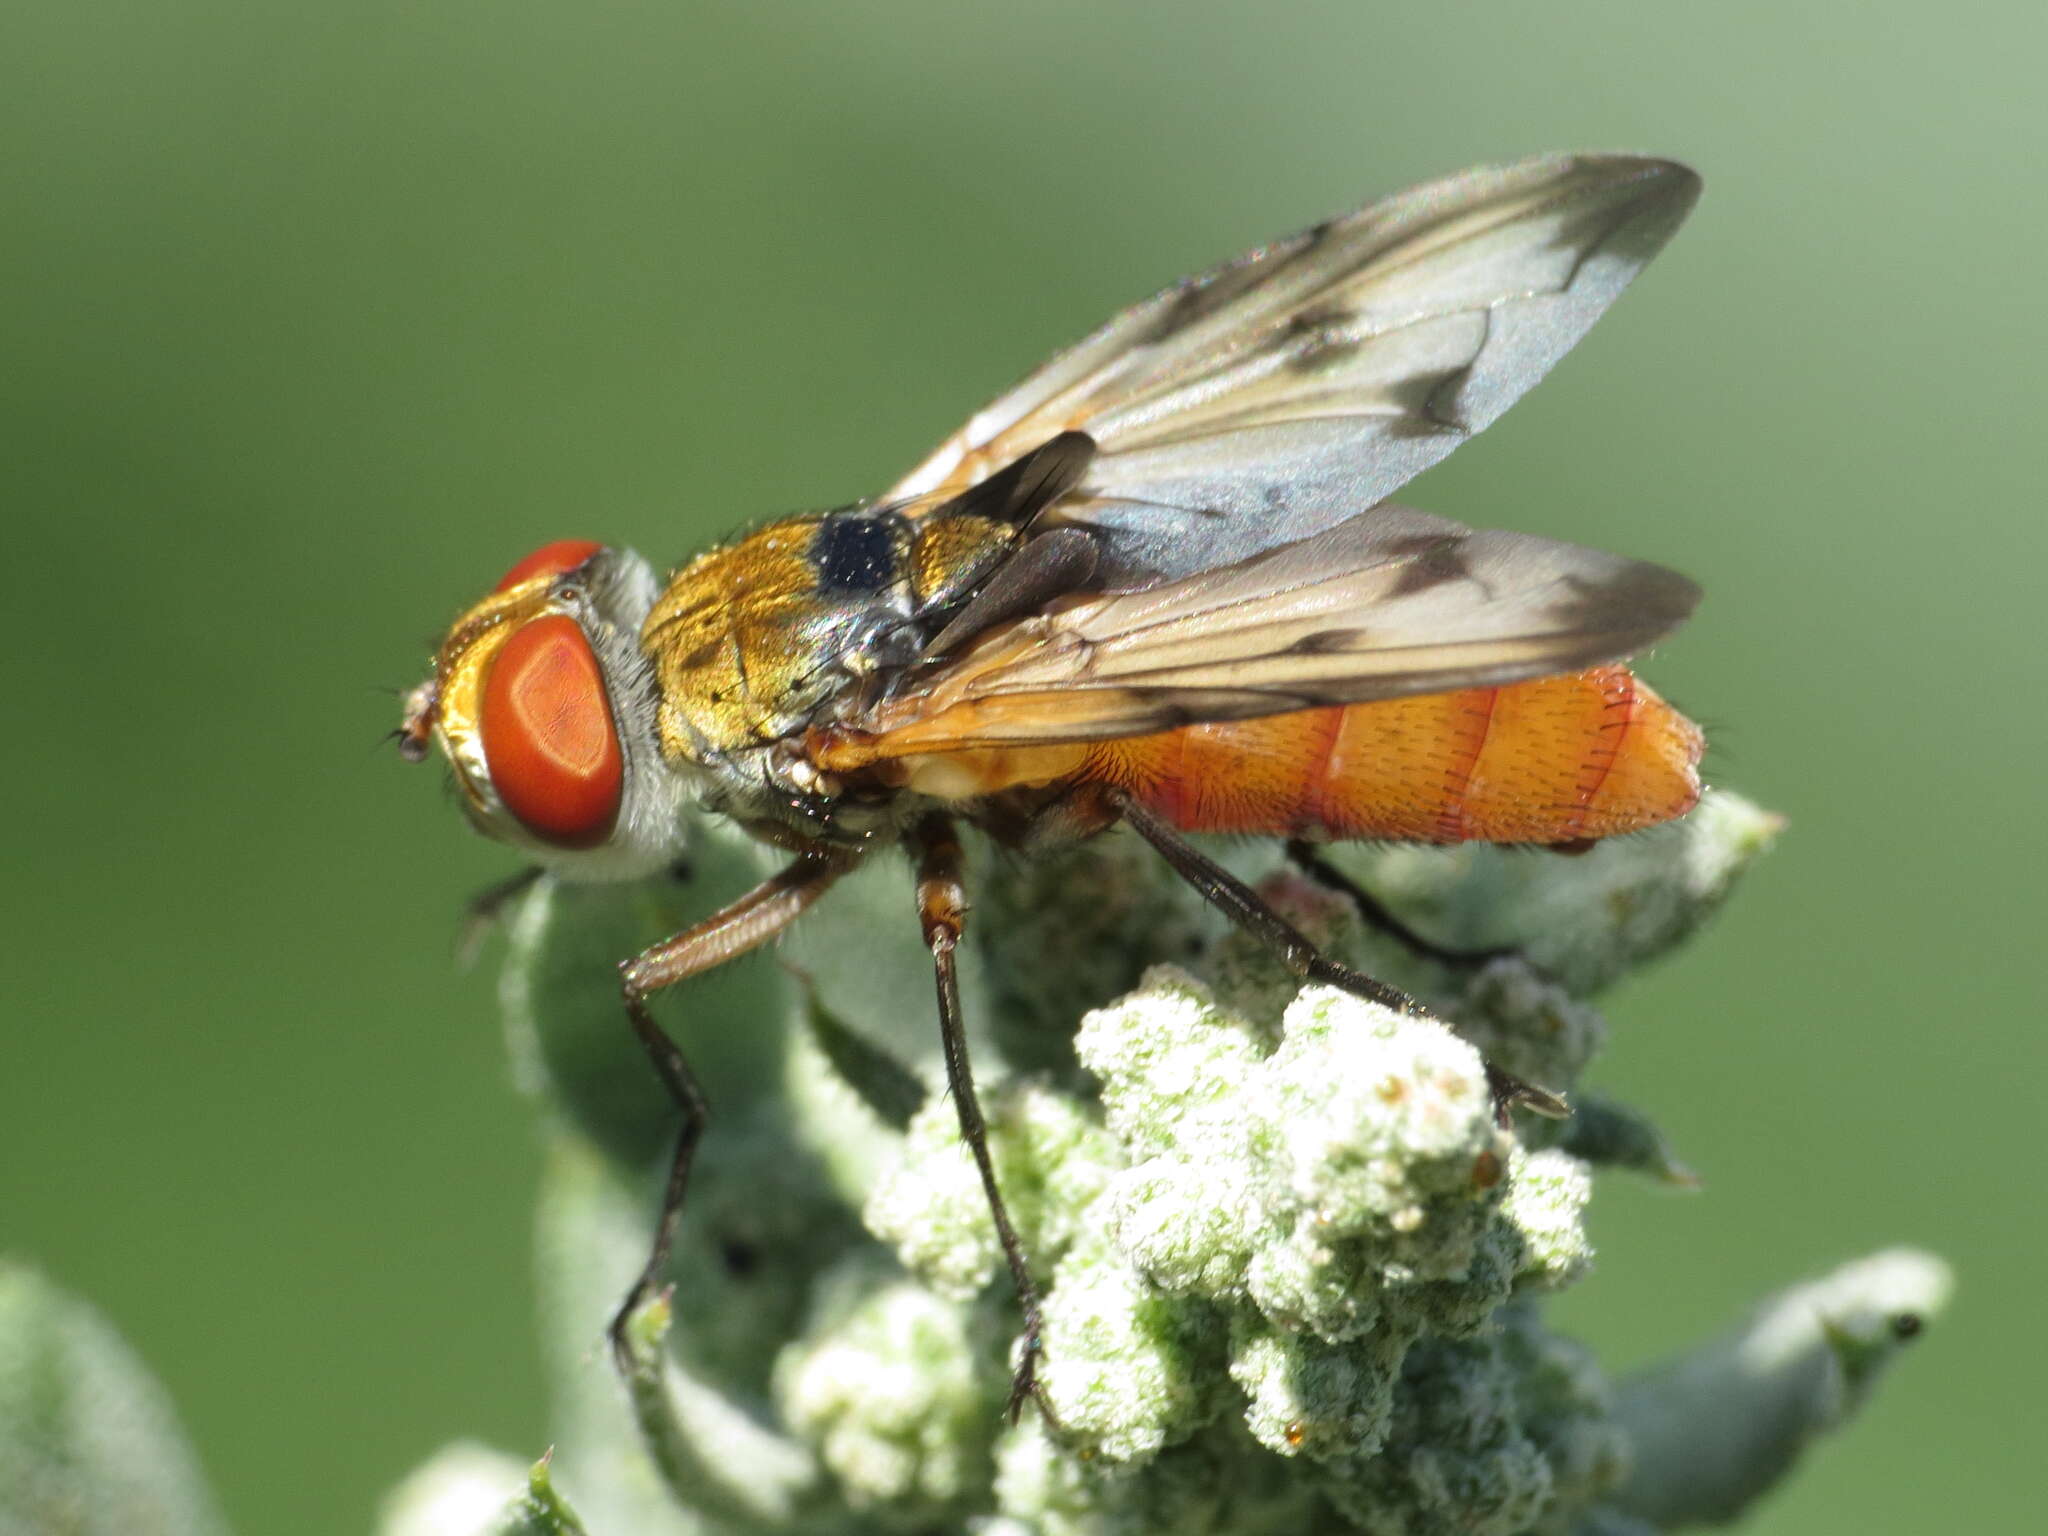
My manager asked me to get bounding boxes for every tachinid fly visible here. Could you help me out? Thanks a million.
[399,153,1707,1419]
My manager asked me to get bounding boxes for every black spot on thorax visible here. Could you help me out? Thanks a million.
[810,513,899,595]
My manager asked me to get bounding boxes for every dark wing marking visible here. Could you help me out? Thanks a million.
[853,506,1699,751]
[929,430,1096,527]
[921,527,1101,658]
[885,154,1700,584]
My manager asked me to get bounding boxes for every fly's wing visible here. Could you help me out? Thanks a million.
[847,507,1699,753]
[886,154,1699,584]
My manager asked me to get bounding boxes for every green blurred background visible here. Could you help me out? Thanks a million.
[3,1,2038,1529]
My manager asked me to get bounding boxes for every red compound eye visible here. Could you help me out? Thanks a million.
[480,615,622,847]
[494,539,605,592]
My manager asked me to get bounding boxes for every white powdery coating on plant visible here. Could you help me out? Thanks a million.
[1318,1332,1556,1536]
[1677,790,1788,901]
[1079,970,1269,1160]
[1450,960,1608,1097]
[1034,1238,1216,1462]
[1501,1318,1634,1534]
[1081,971,1268,1297]
[1500,1149,1595,1292]
[774,1261,989,1515]
[1079,973,1516,1348]
[377,1443,527,1536]
[1262,985,1501,1250]
[866,1083,1120,1301]
[1229,1311,1411,1462]
[866,1095,1011,1299]
[990,1419,1315,1536]
[1053,969,1607,1475]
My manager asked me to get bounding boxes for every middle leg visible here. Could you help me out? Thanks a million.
[1283,838,1510,969]
[1114,792,1567,1122]
[907,813,1057,1425]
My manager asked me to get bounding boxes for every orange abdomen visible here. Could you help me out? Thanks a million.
[1086,665,1702,844]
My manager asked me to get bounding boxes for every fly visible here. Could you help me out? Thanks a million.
[398,153,1707,1421]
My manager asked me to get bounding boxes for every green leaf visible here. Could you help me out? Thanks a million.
[495,1456,592,1535]
[0,1259,229,1536]
[797,978,927,1132]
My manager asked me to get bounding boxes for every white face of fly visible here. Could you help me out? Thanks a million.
[402,544,701,882]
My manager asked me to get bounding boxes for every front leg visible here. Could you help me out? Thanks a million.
[456,865,545,968]
[906,814,1057,1426]
[607,850,856,1371]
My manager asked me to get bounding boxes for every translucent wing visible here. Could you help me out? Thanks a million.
[846,507,1699,753]
[886,154,1700,584]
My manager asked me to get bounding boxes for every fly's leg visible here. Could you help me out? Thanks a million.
[1282,839,1510,969]
[1114,794,1566,1124]
[456,865,545,969]
[607,851,856,1372]
[908,814,1058,1427]
[459,857,694,969]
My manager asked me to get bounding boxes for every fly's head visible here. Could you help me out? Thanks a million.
[400,539,693,880]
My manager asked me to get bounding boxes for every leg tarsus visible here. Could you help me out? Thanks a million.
[1485,1060,1570,1125]
[1006,1323,1064,1429]
[607,1280,676,1377]
[607,978,709,1375]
